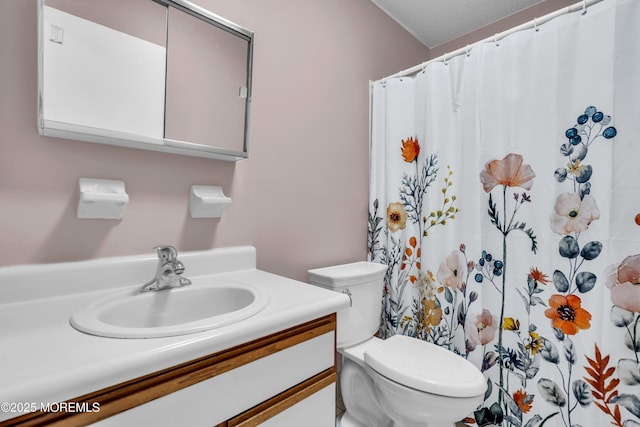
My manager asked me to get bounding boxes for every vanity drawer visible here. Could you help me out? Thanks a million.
[226,375,336,427]
[94,332,335,426]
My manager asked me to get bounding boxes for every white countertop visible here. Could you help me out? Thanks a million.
[0,247,350,421]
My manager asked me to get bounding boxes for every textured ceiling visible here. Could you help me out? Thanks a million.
[370,0,545,48]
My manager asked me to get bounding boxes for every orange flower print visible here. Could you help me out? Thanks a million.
[513,389,533,413]
[387,202,408,232]
[529,267,550,285]
[479,153,535,193]
[544,294,591,335]
[401,136,420,163]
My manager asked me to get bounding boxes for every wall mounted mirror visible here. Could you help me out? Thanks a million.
[37,0,253,161]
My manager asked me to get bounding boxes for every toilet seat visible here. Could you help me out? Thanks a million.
[364,334,486,398]
[340,336,384,365]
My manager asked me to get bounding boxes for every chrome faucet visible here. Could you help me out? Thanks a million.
[139,245,192,292]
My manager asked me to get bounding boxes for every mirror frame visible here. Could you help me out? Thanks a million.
[37,0,254,161]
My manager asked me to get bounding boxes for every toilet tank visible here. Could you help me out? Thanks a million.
[308,261,387,349]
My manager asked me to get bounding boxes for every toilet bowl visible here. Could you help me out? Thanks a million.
[308,262,486,427]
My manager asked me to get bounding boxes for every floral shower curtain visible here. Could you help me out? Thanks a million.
[368,0,640,426]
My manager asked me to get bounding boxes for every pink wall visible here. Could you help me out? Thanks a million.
[0,0,429,281]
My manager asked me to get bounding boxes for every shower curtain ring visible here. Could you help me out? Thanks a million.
[494,34,500,47]
[582,0,588,15]
[466,45,471,57]
[534,18,539,32]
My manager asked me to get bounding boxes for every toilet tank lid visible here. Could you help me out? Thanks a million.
[308,261,387,288]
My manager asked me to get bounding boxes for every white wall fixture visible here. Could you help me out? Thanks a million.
[77,178,129,220]
[190,185,231,218]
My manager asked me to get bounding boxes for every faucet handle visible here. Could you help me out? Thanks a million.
[154,245,178,262]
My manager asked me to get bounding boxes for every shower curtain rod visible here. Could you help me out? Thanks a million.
[380,0,603,82]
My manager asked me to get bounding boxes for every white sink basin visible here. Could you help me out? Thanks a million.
[70,280,269,338]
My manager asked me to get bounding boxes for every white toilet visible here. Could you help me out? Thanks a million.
[308,261,486,427]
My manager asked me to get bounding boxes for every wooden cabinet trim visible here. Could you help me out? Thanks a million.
[227,368,336,427]
[1,314,336,427]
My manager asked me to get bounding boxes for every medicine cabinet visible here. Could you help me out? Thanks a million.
[37,0,253,161]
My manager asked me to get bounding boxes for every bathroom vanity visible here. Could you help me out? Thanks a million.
[0,247,349,426]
